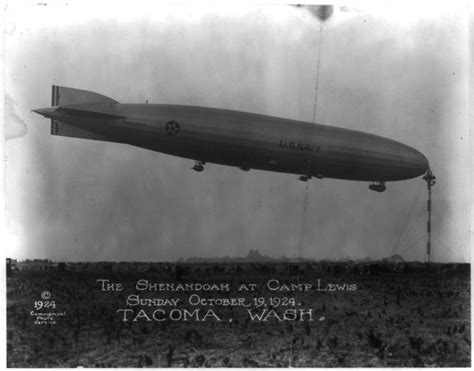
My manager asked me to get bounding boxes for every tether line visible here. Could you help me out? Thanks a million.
[312,21,323,124]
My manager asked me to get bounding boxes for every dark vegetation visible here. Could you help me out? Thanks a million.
[6,262,470,367]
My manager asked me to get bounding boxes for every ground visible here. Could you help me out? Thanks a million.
[6,262,471,367]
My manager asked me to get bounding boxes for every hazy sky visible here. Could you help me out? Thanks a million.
[4,3,470,262]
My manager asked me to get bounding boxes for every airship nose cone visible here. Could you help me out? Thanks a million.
[409,147,430,176]
[419,152,429,171]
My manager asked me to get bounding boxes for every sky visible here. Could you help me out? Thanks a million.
[3,2,470,262]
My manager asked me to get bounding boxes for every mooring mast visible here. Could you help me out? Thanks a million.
[422,170,436,262]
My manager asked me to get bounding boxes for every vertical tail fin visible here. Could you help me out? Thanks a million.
[50,85,120,142]
[51,86,58,134]
[51,85,118,106]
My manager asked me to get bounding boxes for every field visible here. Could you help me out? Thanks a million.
[6,262,471,367]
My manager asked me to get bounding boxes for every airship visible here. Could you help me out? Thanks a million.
[33,86,429,192]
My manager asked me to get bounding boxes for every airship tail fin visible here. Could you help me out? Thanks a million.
[50,85,120,142]
[51,85,119,106]
[50,120,115,142]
